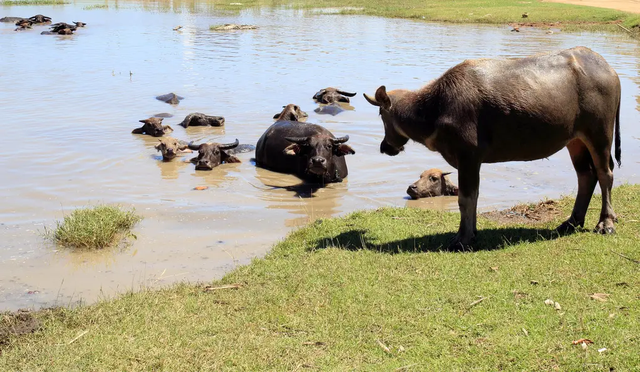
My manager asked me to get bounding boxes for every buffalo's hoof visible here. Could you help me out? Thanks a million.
[447,232,475,251]
[594,221,616,235]
[556,220,582,234]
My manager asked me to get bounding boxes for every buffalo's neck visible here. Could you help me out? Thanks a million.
[395,91,438,144]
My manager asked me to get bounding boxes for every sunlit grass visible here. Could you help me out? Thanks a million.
[2,185,639,369]
[50,205,141,249]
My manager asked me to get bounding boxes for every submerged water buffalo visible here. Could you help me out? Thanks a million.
[314,103,346,116]
[179,113,225,128]
[41,22,77,35]
[407,169,458,199]
[155,137,191,161]
[255,121,355,184]
[188,139,254,170]
[28,14,51,24]
[365,46,621,249]
[73,21,86,27]
[0,17,24,23]
[156,93,183,105]
[273,104,308,121]
[132,117,174,137]
[313,87,357,104]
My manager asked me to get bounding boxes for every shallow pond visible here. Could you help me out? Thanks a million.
[1,2,639,310]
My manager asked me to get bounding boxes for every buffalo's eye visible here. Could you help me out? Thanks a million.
[429,176,438,182]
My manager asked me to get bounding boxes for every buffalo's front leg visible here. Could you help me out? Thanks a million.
[448,159,481,250]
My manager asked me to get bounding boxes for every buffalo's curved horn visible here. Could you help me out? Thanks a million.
[219,139,239,150]
[188,142,202,151]
[363,93,379,106]
[331,135,350,144]
[441,172,452,177]
[285,137,310,144]
[336,90,357,97]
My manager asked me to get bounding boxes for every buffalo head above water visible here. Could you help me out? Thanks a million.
[188,139,241,170]
[273,104,308,121]
[155,137,190,161]
[132,117,174,137]
[407,168,458,199]
[283,135,355,178]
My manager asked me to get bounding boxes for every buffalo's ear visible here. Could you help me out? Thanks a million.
[163,125,173,133]
[335,144,355,156]
[223,154,241,163]
[189,156,198,164]
[132,127,144,134]
[273,113,280,119]
[178,143,189,151]
[154,143,162,151]
[374,86,391,110]
[283,144,301,156]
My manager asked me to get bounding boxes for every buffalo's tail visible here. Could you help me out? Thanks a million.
[615,98,621,168]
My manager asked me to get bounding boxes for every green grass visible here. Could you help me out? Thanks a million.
[83,4,108,10]
[50,205,141,249]
[0,0,67,4]
[139,0,640,29]
[2,185,639,370]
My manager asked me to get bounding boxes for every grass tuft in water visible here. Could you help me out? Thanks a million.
[51,205,141,249]
[83,4,108,10]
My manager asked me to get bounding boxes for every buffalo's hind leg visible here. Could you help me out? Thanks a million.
[590,145,617,234]
[557,139,597,233]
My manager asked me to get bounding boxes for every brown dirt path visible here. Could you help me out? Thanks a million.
[543,0,640,13]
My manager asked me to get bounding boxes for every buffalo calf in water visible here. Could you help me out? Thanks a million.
[407,169,458,199]
[132,117,174,137]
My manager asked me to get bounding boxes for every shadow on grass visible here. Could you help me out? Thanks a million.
[311,226,569,254]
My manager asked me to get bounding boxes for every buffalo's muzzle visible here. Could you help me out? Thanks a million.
[380,141,403,156]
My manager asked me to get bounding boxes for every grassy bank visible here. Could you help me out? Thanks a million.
[195,0,640,30]
[1,185,639,370]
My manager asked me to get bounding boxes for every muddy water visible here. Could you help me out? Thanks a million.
[1,3,640,310]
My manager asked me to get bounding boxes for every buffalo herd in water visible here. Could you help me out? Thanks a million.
[137,89,458,200]
[1,14,85,34]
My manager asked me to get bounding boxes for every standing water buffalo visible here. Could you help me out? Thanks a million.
[156,93,183,105]
[273,104,308,121]
[313,87,357,104]
[255,121,355,184]
[364,46,621,249]
[179,113,225,128]
[188,139,254,170]
[407,169,458,199]
[132,117,174,137]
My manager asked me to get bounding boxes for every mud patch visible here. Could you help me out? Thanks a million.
[0,309,41,350]
[482,200,562,225]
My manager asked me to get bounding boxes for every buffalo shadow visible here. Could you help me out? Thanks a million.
[310,225,569,254]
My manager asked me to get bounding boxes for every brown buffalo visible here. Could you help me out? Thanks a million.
[179,113,225,128]
[132,117,174,137]
[28,14,51,24]
[273,104,308,121]
[188,140,255,170]
[407,169,458,199]
[313,87,357,104]
[155,137,191,161]
[365,46,621,249]
[156,93,183,105]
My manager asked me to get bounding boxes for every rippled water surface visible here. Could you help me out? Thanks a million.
[1,2,640,310]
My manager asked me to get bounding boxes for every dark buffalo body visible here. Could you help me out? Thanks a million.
[179,113,225,128]
[1,17,25,23]
[255,121,355,184]
[365,46,621,248]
